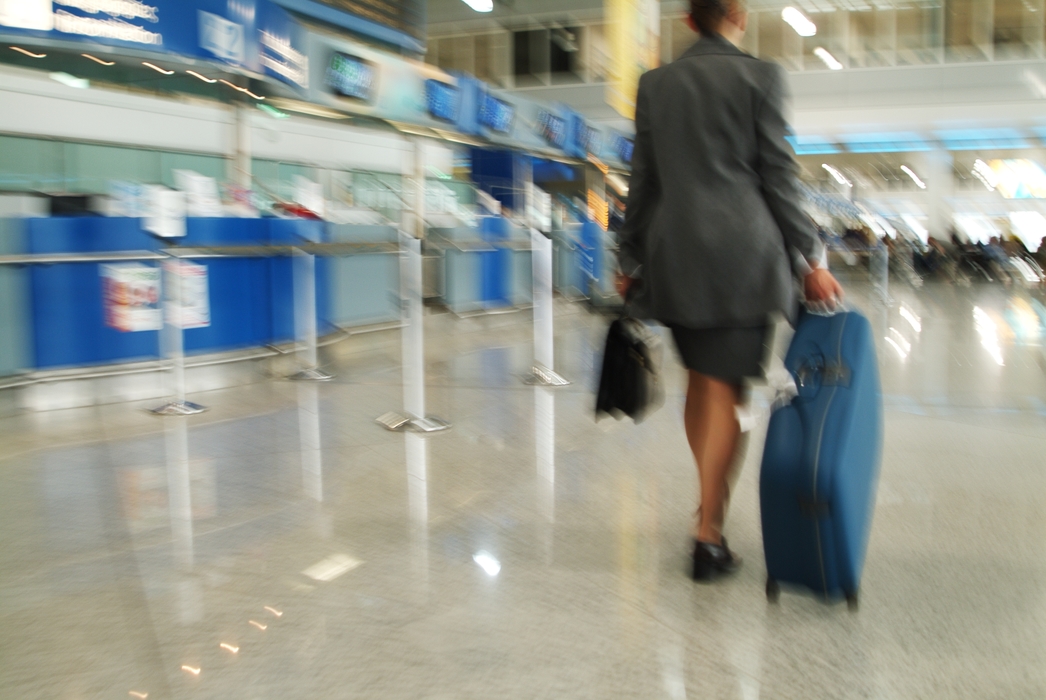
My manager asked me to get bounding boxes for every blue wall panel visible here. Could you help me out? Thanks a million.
[31,262,161,368]
[27,218,161,369]
[479,216,511,308]
[182,258,274,353]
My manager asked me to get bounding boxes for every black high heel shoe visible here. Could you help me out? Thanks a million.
[691,537,742,581]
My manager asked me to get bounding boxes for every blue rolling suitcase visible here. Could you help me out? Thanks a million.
[759,308,883,610]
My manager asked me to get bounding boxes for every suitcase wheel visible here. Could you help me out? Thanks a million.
[766,578,780,604]
[845,592,859,613]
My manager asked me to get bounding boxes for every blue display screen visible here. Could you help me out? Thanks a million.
[537,110,567,148]
[576,122,600,155]
[612,135,634,163]
[479,92,515,134]
[425,79,461,122]
[326,52,376,101]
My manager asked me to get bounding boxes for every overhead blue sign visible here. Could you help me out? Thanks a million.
[0,0,309,89]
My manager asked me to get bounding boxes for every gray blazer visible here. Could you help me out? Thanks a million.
[618,33,823,328]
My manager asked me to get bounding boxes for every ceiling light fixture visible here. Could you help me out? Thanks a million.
[186,70,216,83]
[813,47,843,70]
[10,46,46,58]
[459,0,493,12]
[782,7,817,36]
[900,165,926,189]
[142,62,174,75]
[82,53,115,66]
[972,159,997,191]
[822,163,852,187]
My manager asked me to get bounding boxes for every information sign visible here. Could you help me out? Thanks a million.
[102,263,163,332]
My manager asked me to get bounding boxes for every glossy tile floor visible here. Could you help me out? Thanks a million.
[2,277,1046,699]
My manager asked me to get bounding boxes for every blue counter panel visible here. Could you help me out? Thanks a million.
[27,218,160,369]
[20,217,367,371]
[270,218,326,244]
[181,258,274,353]
[479,216,511,308]
[329,254,398,326]
[180,217,268,246]
[32,261,161,368]
[27,217,159,253]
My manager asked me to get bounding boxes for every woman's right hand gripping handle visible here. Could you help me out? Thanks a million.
[804,266,844,311]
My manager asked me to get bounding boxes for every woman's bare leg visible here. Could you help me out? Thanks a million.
[684,370,743,544]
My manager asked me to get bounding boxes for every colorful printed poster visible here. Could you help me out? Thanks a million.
[101,263,163,332]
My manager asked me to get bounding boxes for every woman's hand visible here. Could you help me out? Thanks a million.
[804,268,843,309]
[615,274,635,298]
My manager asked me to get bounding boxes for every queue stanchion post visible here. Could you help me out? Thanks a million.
[288,247,333,381]
[524,227,569,386]
[150,256,207,415]
[375,231,450,433]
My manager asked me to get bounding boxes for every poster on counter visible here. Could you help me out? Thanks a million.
[164,261,211,329]
[101,263,163,332]
[143,186,187,238]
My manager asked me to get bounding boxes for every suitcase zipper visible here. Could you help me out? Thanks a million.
[811,313,848,601]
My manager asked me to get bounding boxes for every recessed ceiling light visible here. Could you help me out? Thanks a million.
[10,46,46,58]
[186,70,216,83]
[900,165,926,189]
[460,0,493,11]
[813,47,843,70]
[142,62,174,75]
[782,7,817,37]
[82,53,114,66]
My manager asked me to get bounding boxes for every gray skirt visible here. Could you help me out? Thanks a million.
[667,324,770,383]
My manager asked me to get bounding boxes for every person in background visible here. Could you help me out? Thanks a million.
[615,0,842,581]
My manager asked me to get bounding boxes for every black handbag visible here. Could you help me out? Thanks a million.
[595,314,664,422]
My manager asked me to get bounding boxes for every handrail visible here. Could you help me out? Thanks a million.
[0,241,400,265]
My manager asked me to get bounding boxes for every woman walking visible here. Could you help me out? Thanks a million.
[616,0,843,581]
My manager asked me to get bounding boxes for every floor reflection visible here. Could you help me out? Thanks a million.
[163,416,194,570]
[297,383,323,502]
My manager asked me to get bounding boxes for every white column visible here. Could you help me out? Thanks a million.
[230,105,252,188]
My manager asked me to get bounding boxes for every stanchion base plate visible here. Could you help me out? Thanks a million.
[288,368,335,381]
[376,412,452,433]
[148,401,208,416]
[523,365,571,386]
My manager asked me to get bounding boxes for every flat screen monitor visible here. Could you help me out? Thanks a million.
[479,92,515,134]
[325,52,376,101]
[537,110,567,148]
[425,79,461,123]
[576,122,600,155]
[612,134,634,164]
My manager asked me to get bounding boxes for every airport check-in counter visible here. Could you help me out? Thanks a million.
[0,216,404,408]
[429,215,532,315]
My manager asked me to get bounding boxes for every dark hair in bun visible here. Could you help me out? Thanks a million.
[689,0,742,36]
